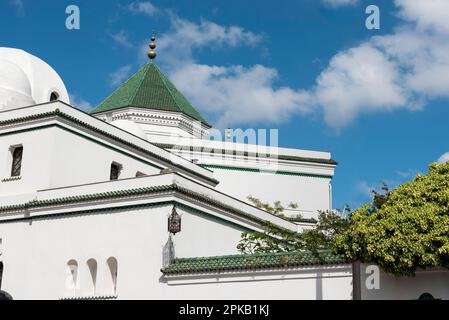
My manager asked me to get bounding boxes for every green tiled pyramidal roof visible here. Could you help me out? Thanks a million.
[161,250,347,275]
[90,62,210,126]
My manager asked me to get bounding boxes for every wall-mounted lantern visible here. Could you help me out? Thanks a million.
[168,206,181,235]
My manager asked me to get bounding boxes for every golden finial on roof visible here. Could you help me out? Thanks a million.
[148,34,157,60]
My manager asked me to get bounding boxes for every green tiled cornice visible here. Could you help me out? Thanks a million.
[200,164,333,179]
[0,184,173,213]
[0,183,293,229]
[161,250,347,275]
[0,200,254,233]
[1,176,22,183]
[287,217,317,224]
[0,109,218,185]
[90,63,210,127]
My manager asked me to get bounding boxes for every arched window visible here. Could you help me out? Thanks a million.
[87,259,98,296]
[418,292,436,300]
[0,262,4,290]
[107,257,118,295]
[50,92,59,101]
[10,146,23,177]
[66,260,78,296]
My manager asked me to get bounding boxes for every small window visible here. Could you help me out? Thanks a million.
[50,92,59,101]
[110,163,122,180]
[11,146,23,177]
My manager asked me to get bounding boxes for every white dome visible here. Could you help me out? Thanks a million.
[0,60,35,110]
[0,48,70,110]
[110,120,147,140]
[0,60,32,96]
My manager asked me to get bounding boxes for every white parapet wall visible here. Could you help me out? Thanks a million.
[147,135,336,220]
[360,264,449,300]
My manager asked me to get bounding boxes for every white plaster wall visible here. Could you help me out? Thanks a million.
[210,168,331,220]
[160,269,352,300]
[150,135,335,219]
[173,208,247,258]
[0,125,161,198]
[96,107,210,139]
[140,122,196,138]
[361,265,449,300]
[4,203,449,300]
[0,201,353,300]
[0,127,56,197]
[50,126,161,187]
[0,204,246,300]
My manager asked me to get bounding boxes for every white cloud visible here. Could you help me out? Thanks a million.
[357,180,374,198]
[170,64,312,128]
[315,44,408,128]
[396,168,419,179]
[321,0,358,8]
[156,14,262,68]
[437,152,449,164]
[111,30,133,48]
[69,94,92,112]
[10,0,24,16]
[152,15,311,127]
[109,65,133,86]
[308,0,449,128]
[121,0,449,129]
[396,0,449,34]
[127,1,157,16]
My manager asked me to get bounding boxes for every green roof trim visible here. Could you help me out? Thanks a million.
[200,164,333,179]
[0,200,253,233]
[0,183,295,230]
[161,250,347,275]
[90,63,210,126]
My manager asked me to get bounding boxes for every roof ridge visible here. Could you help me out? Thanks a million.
[129,63,151,106]
[91,62,210,126]
[173,249,336,262]
[153,63,209,125]
[162,249,347,275]
[91,64,147,113]
[150,63,182,113]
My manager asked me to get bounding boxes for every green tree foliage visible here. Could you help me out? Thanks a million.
[371,181,390,211]
[237,197,349,254]
[246,196,298,218]
[336,162,449,276]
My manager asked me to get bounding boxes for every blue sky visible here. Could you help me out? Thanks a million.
[1,0,449,211]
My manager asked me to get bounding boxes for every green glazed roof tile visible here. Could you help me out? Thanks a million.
[90,63,210,126]
[161,250,347,275]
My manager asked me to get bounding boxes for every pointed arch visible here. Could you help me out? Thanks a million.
[106,257,118,295]
[65,260,78,296]
[87,258,98,296]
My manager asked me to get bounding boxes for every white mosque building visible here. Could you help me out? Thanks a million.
[0,41,448,300]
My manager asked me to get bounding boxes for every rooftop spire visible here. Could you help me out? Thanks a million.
[148,33,157,61]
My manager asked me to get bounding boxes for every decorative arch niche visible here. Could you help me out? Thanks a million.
[66,260,78,296]
[106,257,118,295]
[86,258,98,296]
